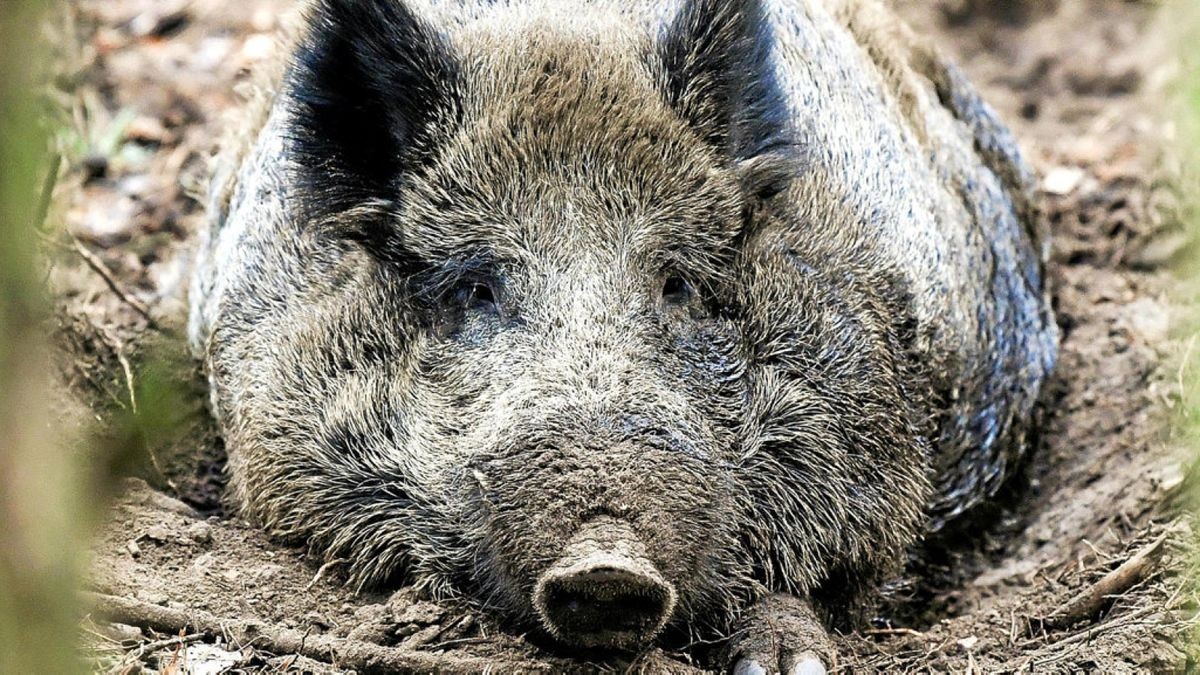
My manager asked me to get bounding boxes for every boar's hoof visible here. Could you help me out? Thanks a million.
[533,517,675,650]
[730,594,834,675]
[733,654,825,675]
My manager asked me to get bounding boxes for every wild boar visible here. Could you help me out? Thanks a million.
[189,0,1058,671]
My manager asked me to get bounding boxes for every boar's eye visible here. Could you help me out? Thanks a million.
[657,273,700,314]
[453,280,500,316]
[661,276,694,306]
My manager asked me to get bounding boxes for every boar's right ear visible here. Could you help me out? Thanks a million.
[656,0,794,198]
[286,0,462,240]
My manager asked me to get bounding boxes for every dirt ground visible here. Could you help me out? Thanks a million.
[45,0,1197,672]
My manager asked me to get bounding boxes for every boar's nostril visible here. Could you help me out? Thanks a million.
[537,565,673,648]
[533,518,676,650]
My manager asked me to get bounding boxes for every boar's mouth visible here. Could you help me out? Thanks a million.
[532,517,677,650]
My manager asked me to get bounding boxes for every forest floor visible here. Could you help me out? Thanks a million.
[45,0,1197,671]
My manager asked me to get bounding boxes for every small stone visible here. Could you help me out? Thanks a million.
[70,193,138,242]
[1042,166,1086,196]
[958,635,979,650]
[126,540,141,558]
[791,654,827,675]
[394,623,421,639]
[143,525,172,543]
[186,522,213,544]
[399,624,443,649]
[303,611,331,630]
[116,173,153,198]
[240,34,275,63]
[733,659,768,675]
[250,5,278,32]
[193,37,234,72]
[1124,297,1169,345]
[1159,463,1186,494]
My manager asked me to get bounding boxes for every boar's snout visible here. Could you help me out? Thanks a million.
[536,559,673,649]
[533,517,676,650]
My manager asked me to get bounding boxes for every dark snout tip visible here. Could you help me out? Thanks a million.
[534,551,677,650]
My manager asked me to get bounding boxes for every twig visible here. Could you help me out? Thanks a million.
[94,321,138,414]
[134,633,203,658]
[1038,533,1170,631]
[864,627,925,638]
[1033,603,1159,652]
[305,558,346,592]
[106,631,203,674]
[69,235,157,328]
[81,625,125,648]
[86,592,550,674]
[88,320,178,493]
[426,637,490,650]
[279,628,313,672]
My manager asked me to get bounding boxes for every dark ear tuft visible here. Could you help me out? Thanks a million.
[656,0,788,163]
[286,0,462,236]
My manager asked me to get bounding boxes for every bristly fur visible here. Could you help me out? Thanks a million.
[190,0,1057,651]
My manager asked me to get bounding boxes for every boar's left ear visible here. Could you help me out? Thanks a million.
[656,0,793,196]
[286,0,462,237]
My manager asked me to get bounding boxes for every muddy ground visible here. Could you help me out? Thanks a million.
[45,0,1197,672]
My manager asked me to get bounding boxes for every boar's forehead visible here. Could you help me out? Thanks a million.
[399,23,745,271]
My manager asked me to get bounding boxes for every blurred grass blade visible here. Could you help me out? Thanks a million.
[0,2,89,674]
